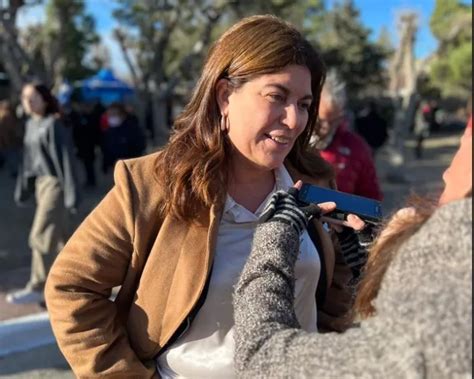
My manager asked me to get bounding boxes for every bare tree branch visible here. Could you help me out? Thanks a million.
[0,0,48,92]
[114,27,141,89]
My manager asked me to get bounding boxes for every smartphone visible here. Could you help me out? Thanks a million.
[298,184,383,224]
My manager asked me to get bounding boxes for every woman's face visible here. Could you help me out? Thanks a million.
[217,64,313,173]
[21,85,46,116]
[106,107,125,127]
[439,120,472,205]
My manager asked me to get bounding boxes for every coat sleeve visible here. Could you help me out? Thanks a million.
[49,119,80,209]
[233,221,383,378]
[14,122,33,205]
[14,153,35,205]
[44,160,155,378]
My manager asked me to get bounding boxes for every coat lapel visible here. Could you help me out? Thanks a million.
[159,204,220,344]
[127,204,220,358]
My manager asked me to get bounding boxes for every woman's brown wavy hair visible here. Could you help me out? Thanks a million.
[353,195,437,319]
[156,15,332,222]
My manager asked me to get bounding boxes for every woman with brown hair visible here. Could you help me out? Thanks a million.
[6,83,79,305]
[45,15,361,378]
[233,118,472,378]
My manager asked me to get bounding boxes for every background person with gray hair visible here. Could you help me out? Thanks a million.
[312,71,383,201]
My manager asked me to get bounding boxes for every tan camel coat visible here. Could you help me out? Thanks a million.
[45,152,353,378]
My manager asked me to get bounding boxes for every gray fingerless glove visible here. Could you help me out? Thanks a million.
[336,222,380,282]
[259,188,322,235]
[336,227,368,281]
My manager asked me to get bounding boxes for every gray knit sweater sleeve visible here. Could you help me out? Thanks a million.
[233,198,472,379]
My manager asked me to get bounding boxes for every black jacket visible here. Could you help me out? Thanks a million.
[15,115,79,209]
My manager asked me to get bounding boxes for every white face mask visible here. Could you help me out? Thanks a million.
[108,115,123,127]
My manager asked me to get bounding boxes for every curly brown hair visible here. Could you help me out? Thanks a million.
[354,195,445,319]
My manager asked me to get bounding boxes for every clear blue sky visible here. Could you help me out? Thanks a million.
[17,0,441,78]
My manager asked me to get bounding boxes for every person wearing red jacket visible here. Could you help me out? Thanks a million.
[312,71,383,201]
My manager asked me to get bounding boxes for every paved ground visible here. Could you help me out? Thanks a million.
[0,344,73,378]
[0,129,463,377]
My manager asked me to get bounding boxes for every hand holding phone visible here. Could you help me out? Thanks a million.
[297,184,383,225]
[321,213,366,232]
[289,182,366,231]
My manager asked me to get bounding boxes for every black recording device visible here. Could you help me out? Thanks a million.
[297,184,383,224]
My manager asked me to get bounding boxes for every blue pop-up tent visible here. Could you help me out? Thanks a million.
[78,68,135,105]
[56,81,74,105]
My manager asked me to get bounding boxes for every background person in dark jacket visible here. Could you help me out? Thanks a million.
[0,99,23,177]
[101,102,146,173]
[6,82,79,305]
[354,101,389,157]
[65,97,102,188]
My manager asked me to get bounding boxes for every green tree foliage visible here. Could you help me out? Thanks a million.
[43,0,99,81]
[429,0,472,96]
[376,26,394,57]
[304,0,389,99]
[227,0,307,23]
[430,0,472,45]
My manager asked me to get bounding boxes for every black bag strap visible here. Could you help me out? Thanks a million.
[307,220,327,308]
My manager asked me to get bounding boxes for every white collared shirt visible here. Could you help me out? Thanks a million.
[157,166,321,378]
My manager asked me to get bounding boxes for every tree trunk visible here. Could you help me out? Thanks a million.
[385,92,418,182]
[0,43,24,95]
[386,13,418,183]
[0,3,50,93]
[152,91,171,147]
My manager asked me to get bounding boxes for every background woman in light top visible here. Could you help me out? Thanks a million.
[46,15,361,378]
[7,82,78,305]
